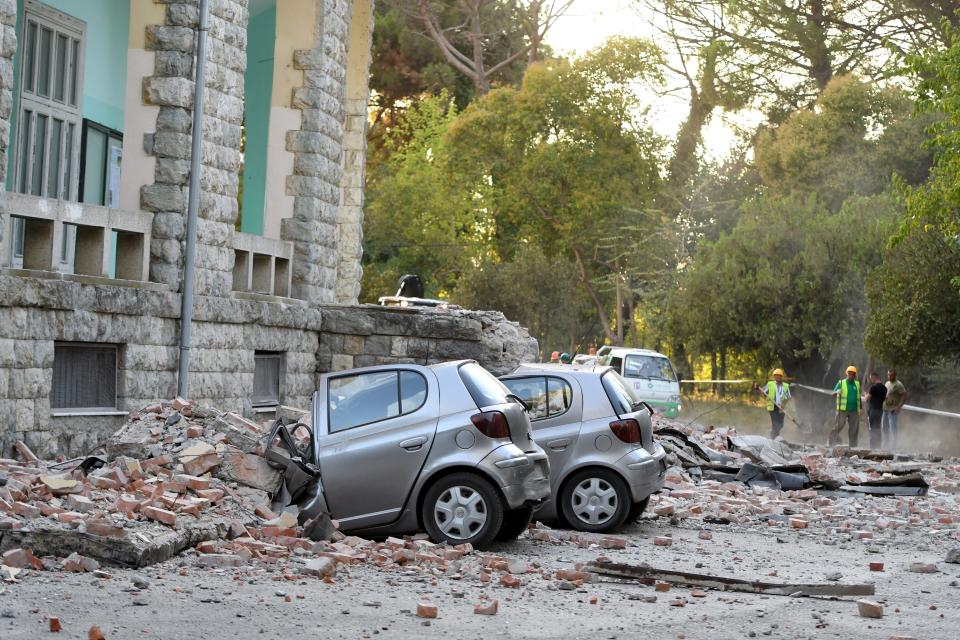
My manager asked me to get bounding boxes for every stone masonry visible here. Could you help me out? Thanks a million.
[0,0,540,459]
[142,0,248,298]
[283,0,352,305]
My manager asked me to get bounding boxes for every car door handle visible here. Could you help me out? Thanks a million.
[547,438,570,451]
[399,436,427,451]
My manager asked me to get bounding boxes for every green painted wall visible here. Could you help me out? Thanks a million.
[240,4,276,236]
[6,0,131,189]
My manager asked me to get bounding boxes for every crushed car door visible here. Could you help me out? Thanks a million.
[313,367,440,529]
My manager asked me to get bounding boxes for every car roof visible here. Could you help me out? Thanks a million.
[510,363,614,376]
[597,347,670,358]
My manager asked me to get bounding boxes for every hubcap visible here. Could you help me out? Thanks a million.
[434,485,487,540]
[571,477,618,525]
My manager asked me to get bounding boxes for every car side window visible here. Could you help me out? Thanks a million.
[546,377,572,417]
[328,370,427,433]
[502,377,548,420]
[400,370,427,414]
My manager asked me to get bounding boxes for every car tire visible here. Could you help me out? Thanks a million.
[495,506,534,542]
[626,497,650,524]
[421,472,504,549]
[560,468,631,533]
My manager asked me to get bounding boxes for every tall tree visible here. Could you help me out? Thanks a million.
[391,0,575,95]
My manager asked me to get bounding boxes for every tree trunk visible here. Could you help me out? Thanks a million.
[615,270,624,345]
[805,0,834,92]
[711,352,718,397]
[573,247,618,345]
[719,346,727,398]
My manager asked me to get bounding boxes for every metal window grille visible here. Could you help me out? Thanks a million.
[51,342,117,410]
[14,1,84,201]
[253,351,282,406]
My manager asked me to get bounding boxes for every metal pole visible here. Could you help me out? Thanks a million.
[177,0,209,399]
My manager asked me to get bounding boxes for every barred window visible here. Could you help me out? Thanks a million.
[253,351,282,407]
[51,342,117,411]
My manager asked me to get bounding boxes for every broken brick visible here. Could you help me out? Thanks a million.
[142,505,177,526]
[600,537,627,550]
[474,599,499,615]
[49,617,62,632]
[416,602,438,619]
[88,625,106,640]
[654,537,673,547]
[499,573,521,588]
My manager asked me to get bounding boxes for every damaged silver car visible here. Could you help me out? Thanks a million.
[295,361,551,548]
[502,365,667,532]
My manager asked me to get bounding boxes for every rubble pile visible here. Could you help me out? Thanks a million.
[648,416,960,542]
[0,399,344,577]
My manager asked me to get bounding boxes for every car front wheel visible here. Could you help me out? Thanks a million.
[421,472,504,549]
[560,468,631,533]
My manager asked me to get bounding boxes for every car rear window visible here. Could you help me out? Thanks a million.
[602,370,638,416]
[458,362,510,408]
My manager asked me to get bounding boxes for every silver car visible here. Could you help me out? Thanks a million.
[501,364,667,532]
[304,360,551,548]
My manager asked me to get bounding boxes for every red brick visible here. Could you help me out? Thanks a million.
[142,505,177,526]
[63,552,100,573]
[416,602,438,619]
[195,488,224,503]
[175,474,211,491]
[789,518,808,529]
[499,573,520,588]
[555,569,592,582]
[600,537,627,550]
[85,520,127,538]
[654,537,673,547]
[654,504,675,517]
[2,548,43,569]
[197,554,245,568]
[186,426,203,439]
[869,562,884,572]
[88,625,105,640]
[254,505,277,520]
[474,599,499,615]
[11,501,41,518]
[14,440,41,465]
[172,397,192,411]
[181,452,221,477]
[303,557,337,577]
[49,617,62,632]
[655,581,671,592]
[54,511,85,523]
[66,495,96,513]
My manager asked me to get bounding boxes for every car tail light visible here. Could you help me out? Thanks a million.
[609,418,641,444]
[471,411,511,439]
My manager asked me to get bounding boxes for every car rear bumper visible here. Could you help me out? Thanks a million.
[617,442,667,502]
[479,444,552,510]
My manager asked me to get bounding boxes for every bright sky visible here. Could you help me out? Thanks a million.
[546,0,760,161]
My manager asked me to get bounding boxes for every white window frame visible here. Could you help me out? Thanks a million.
[13,0,85,201]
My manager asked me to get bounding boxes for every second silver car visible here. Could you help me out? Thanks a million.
[502,364,667,532]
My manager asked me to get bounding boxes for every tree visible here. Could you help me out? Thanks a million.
[454,246,597,353]
[391,0,574,95]
[755,76,934,209]
[361,94,488,301]
[668,193,899,379]
[865,227,960,365]
[445,38,668,344]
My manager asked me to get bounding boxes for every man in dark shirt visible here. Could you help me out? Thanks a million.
[865,372,887,450]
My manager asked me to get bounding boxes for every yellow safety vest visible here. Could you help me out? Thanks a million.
[836,379,861,412]
[765,381,789,411]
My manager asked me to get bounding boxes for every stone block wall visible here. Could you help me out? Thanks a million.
[0,0,16,253]
[142,0,248,297]
[0,274,537,458]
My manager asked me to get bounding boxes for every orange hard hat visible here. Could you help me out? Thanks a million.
[773,368,785,377]
[846,365,858,375]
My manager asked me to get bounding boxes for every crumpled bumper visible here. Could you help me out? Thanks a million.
[479,443,552,509]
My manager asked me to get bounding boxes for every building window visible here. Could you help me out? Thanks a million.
[79,120,122,207]
[51,342,117,412]
[14,1,84,200]
[253,351,282,407]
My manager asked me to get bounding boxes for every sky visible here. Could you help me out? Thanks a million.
[545,0,761,161]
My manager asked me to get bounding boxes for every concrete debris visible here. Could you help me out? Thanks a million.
[857,599,884,618]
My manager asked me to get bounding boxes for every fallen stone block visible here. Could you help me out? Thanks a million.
[40,475,82,495]
[945,548,960,564]
[857,599,883,619]
[906,562,938,574]
[303,557,336,577]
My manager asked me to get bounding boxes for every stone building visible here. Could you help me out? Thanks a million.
[0,0,537,457]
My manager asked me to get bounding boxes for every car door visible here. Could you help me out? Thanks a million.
[313,367,440,529]
[502,375,581,479]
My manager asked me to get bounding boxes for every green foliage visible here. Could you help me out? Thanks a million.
[865,227,960,365]
[454,246,596,354]
[669,193,899,369]
[361,94,488,301]
[755,76,934,208]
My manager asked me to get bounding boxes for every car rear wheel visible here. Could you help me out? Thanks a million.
[626,497,650,524]
[422,472,504,549]
[560,468,630,533]
[495,506,534,542]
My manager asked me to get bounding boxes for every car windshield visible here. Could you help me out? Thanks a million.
[601,370,641,416]
[458,362,510,408]
[623,355,676,382]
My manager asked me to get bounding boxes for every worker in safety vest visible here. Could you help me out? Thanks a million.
[755,368,791,439]
[829,365,862,447]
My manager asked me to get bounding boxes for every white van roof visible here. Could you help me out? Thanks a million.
[596,347,670,359]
